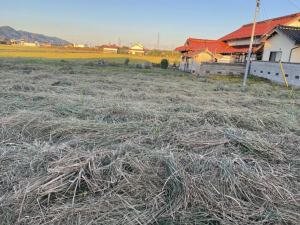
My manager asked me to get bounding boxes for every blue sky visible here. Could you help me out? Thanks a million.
[1,0,300,49]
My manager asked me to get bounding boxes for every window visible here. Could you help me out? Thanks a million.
[256,52,263,61]
[276,73,279,76]
[269,51,282,62]
[285,74,289,77]
[267,72,271,74]
[295,76,299,79]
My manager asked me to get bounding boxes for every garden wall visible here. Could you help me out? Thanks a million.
[250,61,300,87]
[199,62,246,76]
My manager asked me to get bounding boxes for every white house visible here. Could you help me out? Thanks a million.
[259,25,300,63]
[74,43,88,48]
[19,41,40,47]
[182,49,223,74]
[103,45,119,54]
[128,42,148,55]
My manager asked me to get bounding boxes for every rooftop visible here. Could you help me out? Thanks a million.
[219,12,300,41]
[104,45,119,49]
[175,38,228,53]
[274,25,300,44]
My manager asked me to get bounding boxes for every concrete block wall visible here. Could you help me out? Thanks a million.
[199,62,246,76]
[250,61,300,87]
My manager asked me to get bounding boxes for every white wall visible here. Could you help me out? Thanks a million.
[129,50,144,55]
[290,45,300,63]
[262,33,294,62]
[217,55,236,63]
[251,61,300,87]
[188,53,212,74]
[74,44,88,48]
[226,37,261,46]
[131,44,143,50]
[104,48,118,51]
[20,42,39,47]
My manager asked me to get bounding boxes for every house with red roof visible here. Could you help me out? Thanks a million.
[103,45,119,54]
[175,12,300,69]
[219,12,300,62]
[175,39,232,71]
[128,42,148,55]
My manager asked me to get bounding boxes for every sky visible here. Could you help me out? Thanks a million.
[1,0,300,49]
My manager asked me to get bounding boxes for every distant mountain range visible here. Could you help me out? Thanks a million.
[0,26,70,44]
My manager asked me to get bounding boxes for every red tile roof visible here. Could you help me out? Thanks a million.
[104,45,119,49]
[219,12,300,41]
[221,44,261,54]
[174,46,189,51]
[175,38,228,53]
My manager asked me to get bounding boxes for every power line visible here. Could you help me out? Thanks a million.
[285,0,300,10]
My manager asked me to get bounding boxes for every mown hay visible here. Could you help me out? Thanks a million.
[0,61,300,224]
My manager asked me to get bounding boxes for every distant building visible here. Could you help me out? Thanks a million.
[11,39,18,44]
[103,45,119,54]
[42,43,52,47]
[180,48,223,74]
[74,43,88,48]
[129,42,148,55]
[19,41,40,47]
[65,43,74,47]
[0,38,10,45]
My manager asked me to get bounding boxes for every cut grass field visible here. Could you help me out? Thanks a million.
[0,45,179,64]
[0,57,300,225]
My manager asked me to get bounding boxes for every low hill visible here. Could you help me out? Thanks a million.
[0,26,70,44]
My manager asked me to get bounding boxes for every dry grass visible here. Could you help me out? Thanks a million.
[0,58,300,225]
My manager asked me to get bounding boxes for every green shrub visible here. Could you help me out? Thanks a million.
[161,59,168,69]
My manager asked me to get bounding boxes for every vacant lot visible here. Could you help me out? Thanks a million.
[0,45,179,64]
[0,58,299,225]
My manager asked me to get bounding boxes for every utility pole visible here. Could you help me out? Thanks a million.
[172,44,174,57]
[243,0,260,86]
